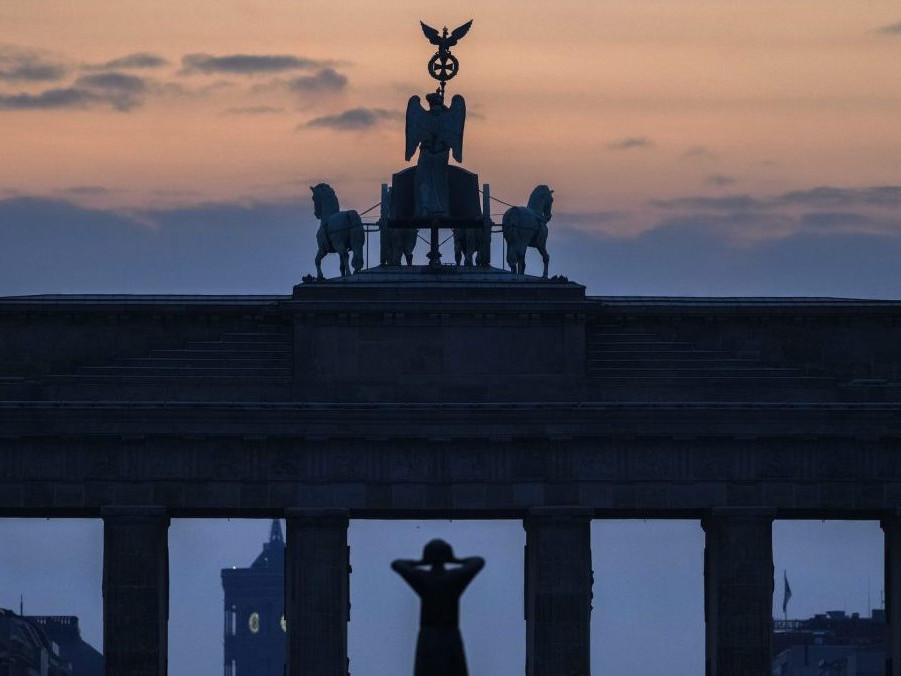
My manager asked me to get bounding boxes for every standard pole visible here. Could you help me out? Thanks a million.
[427,219,441,267]
[479,183,491,267]
[379,183,389,267]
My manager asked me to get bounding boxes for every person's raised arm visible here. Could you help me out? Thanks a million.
[450,555,484,588]
[391,558,426,590]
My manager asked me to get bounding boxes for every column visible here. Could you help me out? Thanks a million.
[702,509,773,676]
[285,509,350,676]
[102,506,170,676]
[524,507,592,676]
[882,512,901,676]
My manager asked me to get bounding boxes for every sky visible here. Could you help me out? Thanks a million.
[0,1,899,674]
[1,0,901,294]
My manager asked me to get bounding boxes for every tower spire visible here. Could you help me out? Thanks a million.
[269,519,283,545]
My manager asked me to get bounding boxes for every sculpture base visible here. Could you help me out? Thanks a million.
[292,265,584,301]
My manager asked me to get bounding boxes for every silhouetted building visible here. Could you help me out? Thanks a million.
[773,610,885,676]
[221,520,285,676]
[0,610,102,676]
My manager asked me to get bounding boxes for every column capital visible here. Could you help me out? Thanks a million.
[101,505,169,522]
[881,510,901,529]
[525,506,593,523]
[702,507,775,529]
[285,508,349,526]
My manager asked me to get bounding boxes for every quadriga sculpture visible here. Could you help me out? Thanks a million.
[453,225,485,267]
[501,184,553,277]
[311,183,364,279]
[381,187,418,266]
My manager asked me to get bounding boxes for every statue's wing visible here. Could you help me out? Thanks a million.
[420,21,442,46]
[450,20,473,44]
[405,95,426,161]
[443,94,466,163]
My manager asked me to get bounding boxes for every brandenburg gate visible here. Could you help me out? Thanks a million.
[2,19,901,676]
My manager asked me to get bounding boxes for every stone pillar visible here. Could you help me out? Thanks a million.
[882,512,901,676]
[102,506,170,676]
[523,507,592,676]
[285,509,350,676]
[702,509,773,676]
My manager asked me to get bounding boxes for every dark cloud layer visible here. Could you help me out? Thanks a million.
[0,46,67,82]
[223,105,284,115]
[607,136,655,151]
[680,145,715,161]
[288,67,347,93]
[76,72,146,93]
[0,88,92,110]
[0,70,149,111]
[181,53,322,75]
[705,174,736,188]
[86,52,168,70]
[2,192,901,298]
[877,21,901,35]
[653,185,901,212]
[304,107,400,130]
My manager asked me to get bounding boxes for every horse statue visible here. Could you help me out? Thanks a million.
[311,183,364,279]
[380,187,418,266]
[501,185,553,277]
[453,224,488,267]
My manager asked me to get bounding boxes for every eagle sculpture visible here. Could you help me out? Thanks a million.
[420,20,473,53]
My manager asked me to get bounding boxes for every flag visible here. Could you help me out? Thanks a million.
[782,570,793,615]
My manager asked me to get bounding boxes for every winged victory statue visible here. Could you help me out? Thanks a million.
[404,20,471,218]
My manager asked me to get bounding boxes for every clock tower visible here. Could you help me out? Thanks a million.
[221,520,286,676]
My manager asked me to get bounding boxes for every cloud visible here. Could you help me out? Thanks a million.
[652,195,763,211]
[0,45,67,82]
[0,88,93,110]
[74,71,147,111]
[607,136,654,151]
[287,67,347,93]
[706,174,737,188]
[3,194,901,298]
[777,186,901,208]
[222,105,284,115]
[681,145,715,161]
[877,21,901,35]
[303,107,401,131]
[0,70,152,112]
[180,53,322,75]
[85,52,168,70]
[76,72,146,93]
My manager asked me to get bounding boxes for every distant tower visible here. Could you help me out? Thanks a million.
[221,520,285,676]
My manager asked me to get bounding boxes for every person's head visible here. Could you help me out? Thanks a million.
[422,538,454,565]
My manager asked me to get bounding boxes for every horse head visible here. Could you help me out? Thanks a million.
[310,183,339,221]
[527,185,554,223]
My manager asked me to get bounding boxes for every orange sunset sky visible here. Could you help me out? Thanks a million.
[1,0,900,237]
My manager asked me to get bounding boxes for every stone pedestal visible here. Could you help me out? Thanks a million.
[102,506,170,676]
[883,513,901,676]
[285,509,350,676]
[702,510,773,676]
[524,507,592,676]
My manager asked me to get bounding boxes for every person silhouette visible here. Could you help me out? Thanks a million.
[391,539,485,676]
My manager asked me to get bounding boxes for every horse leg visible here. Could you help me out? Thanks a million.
[506,246,518,273]
[404,252,412,266]
[339,251,349,276]
[315,250,326,280]
[538,244,549,278]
